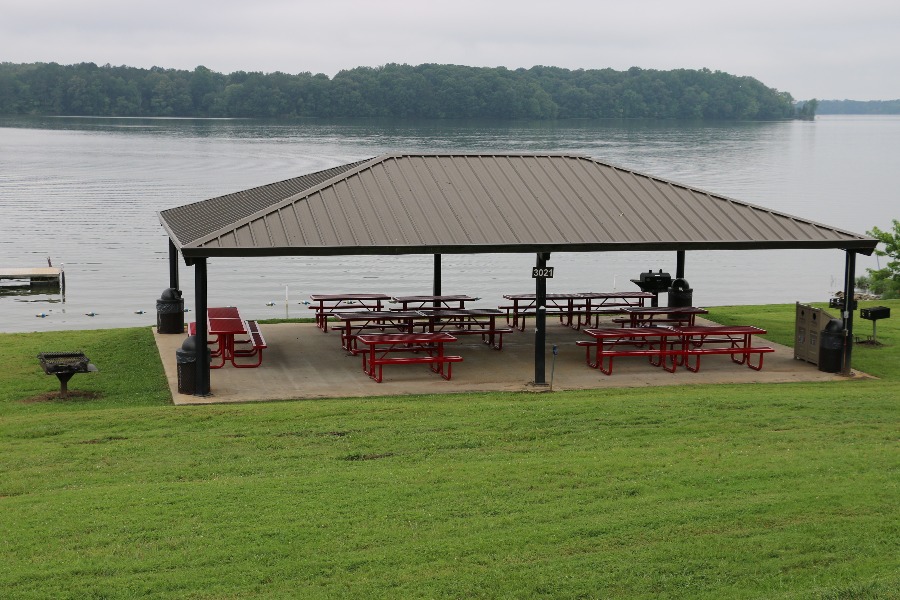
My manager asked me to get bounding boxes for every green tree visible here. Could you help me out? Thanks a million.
[797,98,818,120]
[864,219,900,298]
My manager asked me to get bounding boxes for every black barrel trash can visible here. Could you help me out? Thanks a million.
[176,335,199,394]
[818,318,844,373]
[667,278,693,307]
[156,288,184,334]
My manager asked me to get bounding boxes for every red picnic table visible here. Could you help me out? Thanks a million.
[676,325,774,372]
[578,327,681,375]
[356,332,462,383]
[578,324,774,375]
[308,293,391,332]
[204,307,267,368]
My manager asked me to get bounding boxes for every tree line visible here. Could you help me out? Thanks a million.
[817,99,900,115]
[0,61,806,120]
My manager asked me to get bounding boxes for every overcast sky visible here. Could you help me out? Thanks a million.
[3,0,899,101]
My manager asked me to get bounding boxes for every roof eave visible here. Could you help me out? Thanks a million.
[177,238,878,259]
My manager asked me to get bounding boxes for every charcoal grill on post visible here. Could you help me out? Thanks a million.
[859,306,890,344]
[37,352,98,398]
[630,269,672,307]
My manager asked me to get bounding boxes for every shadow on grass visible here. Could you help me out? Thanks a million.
[21,390,102,404]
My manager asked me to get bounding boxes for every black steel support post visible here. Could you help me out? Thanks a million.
[676,250,685,280]
[841,250,856,376]
[433,253,442,308]
[534,252,550,385]
[168,238,180,292]
[194,257,210,396]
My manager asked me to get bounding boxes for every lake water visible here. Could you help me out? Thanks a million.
[1,115,896,333]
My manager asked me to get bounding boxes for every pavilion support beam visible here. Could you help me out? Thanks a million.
[534,252,550,386]
[676,250,685,280]
[841,250,856,377]
[193,257,211,396]
[168,239,180,292]
[433,254,441,308]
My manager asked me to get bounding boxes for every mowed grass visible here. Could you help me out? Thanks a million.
[1,302,898,599]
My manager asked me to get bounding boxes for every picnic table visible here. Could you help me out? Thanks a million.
[578,327,681,375]
[332,311,421,353]
[417,308,511,350]
[501,291,652,331]
[616,306,709,328]
[204,307,267,368]
[578,324,773,375]
[676,325,774,372]
[357,332,462,383]
[575,292,655,328]
[308,293,391,332]
[390,295,476,311]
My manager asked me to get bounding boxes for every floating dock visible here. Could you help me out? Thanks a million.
[0,267,63,285]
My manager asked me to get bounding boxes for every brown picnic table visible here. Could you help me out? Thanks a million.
[501,291,653,331]
[308,293,391,332]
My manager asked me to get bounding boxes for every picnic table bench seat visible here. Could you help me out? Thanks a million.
[612,316,695,327]
[681,344,774,372]
[231,320,267,368]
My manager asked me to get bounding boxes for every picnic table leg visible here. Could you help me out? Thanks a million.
[598,350,614,375]
[439,342,453,380]
[730,334,751,365]
[746,350,767,370]
[585,343,601,369]
[210,334,227,369]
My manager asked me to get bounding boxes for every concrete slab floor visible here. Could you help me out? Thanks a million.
[153,318,853,405]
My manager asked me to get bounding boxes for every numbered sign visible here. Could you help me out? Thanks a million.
[532,267,554,279]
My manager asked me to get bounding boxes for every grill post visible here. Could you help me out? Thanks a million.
[57,372,74,399]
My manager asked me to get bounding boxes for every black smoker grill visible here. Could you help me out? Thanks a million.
[859,306,891,343]
[37,352,98,398]
[631,270,673,307]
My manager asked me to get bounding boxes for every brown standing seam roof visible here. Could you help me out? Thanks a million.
[158,153,877,258]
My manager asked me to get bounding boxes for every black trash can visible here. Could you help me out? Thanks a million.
[156,288,184,334]
[818,318,844,373]
[667,278,693,307]
[176,335,200,394]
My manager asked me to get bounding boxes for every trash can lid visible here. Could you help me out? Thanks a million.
[181,335,199,352]
[670,278,692,292]
[160,288,182,301]
[823,318,844,333]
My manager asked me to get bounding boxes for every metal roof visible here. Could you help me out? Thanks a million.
[159,153,877,258]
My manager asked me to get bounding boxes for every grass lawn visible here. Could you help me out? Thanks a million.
[1,302,898,599]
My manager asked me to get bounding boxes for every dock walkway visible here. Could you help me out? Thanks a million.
[0,267,63,285]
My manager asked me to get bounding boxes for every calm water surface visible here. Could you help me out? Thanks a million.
[1,115,896,332]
